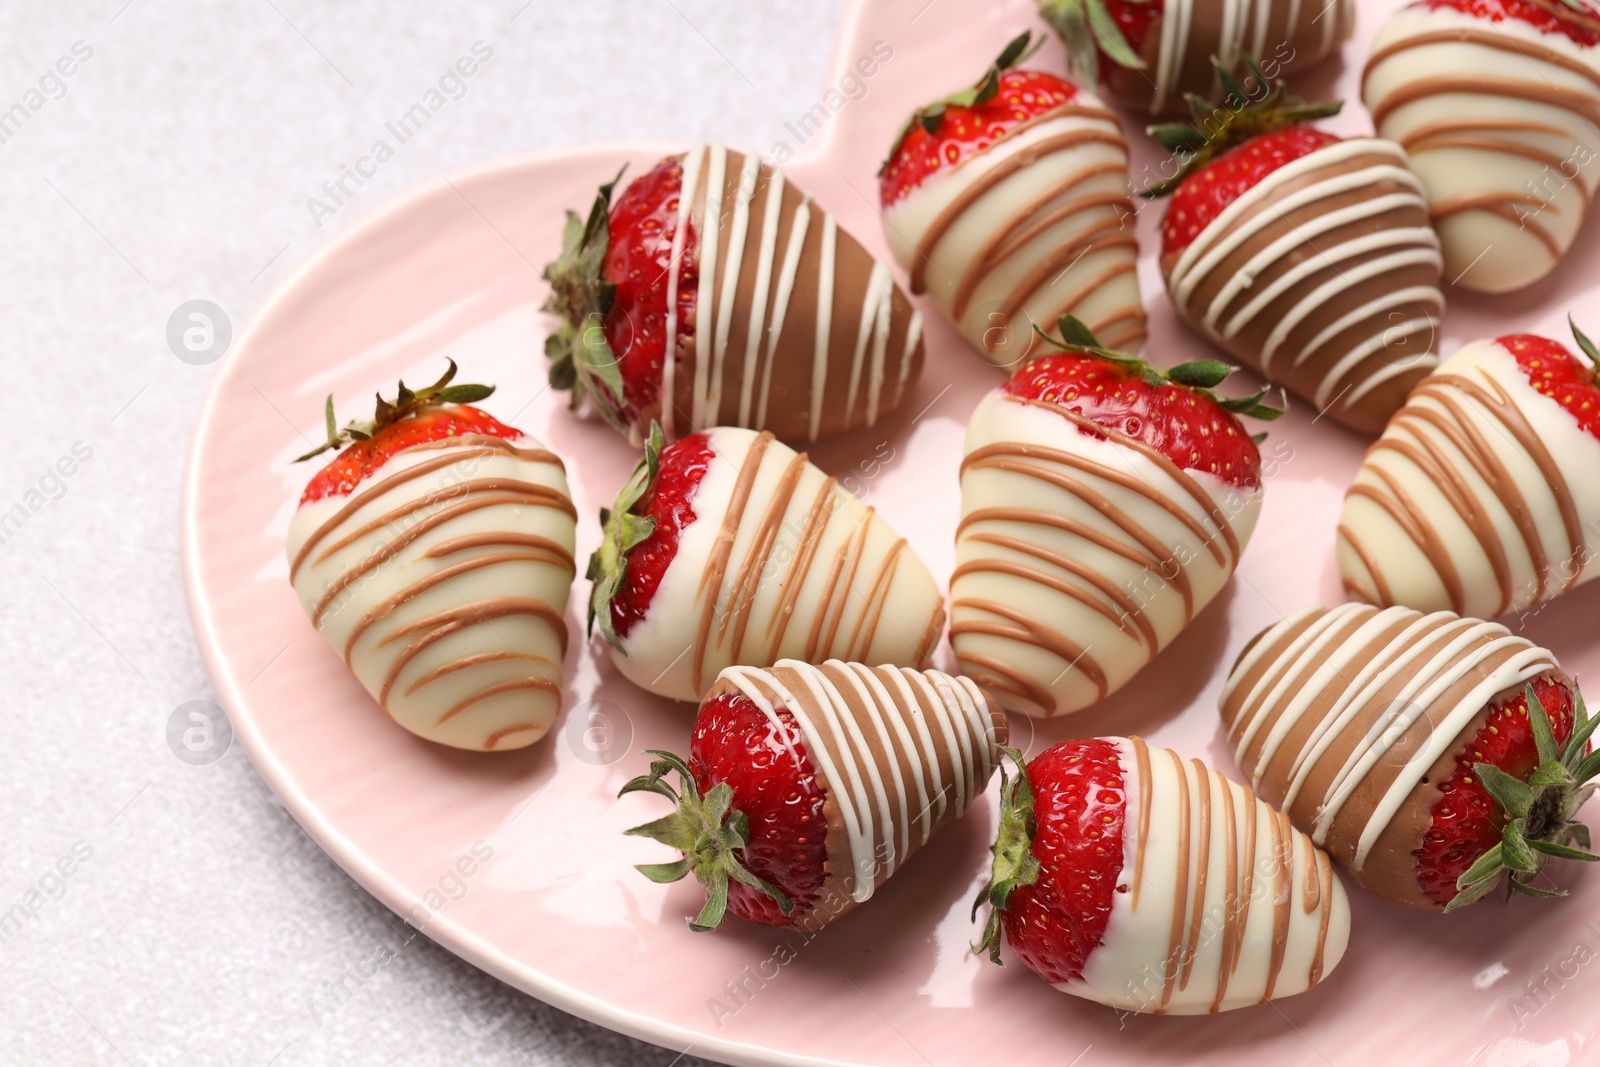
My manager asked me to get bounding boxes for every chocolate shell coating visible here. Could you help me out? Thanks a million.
[1220,603,1565,909]
[1102,0,1355,115]
[1162,138,1444,434]
[708,660,1006,932]
[652,144,924,444]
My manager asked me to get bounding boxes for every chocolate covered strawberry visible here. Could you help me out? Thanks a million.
[622,660,1004,931]
[879,32,1144,366]
[1365,0,1600,293]
[950,317,1280,717]
[286,362,577,751]
[589,425,945,703]
[1035,0,1353,115]
[973,739,1349,1013]
[1339,321,1600,619]
[1223,603,1599,910]
[543,144,924,446]
[1147,67,1445,433]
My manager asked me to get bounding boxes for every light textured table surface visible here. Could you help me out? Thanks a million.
[0,3,840,1063]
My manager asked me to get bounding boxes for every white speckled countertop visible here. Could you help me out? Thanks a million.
[0,3,838,1063]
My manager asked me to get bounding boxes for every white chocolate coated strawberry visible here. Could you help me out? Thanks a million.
[610,428,945,703]
[951,388,1260,717]
[287,435,576,751]
[1338,338,1600,617]
[883,88,1145,365]
[1071,737,1350,1014]
[1364,4,1600,293]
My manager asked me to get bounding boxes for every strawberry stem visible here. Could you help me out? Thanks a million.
[1141,54,1341,200]
[293,359,494,462]
[1447,683,1599,911]
[1035,0,1149,86]
[1569,315,1600,387]
[1037,315,1288,422]
[586,422,665,650]
[620,749,794,932]
[541,167,632,432]
[972,746,1041,963]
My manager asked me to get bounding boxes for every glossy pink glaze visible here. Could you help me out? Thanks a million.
[183,0,1600,1063]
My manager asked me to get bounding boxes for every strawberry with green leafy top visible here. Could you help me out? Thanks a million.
[951,317,1282,718]
[544,145,924,446]
[1146,62,1444,434]
[879,32,1146,364]
[622,659,1003,932]
[285,362,577,752]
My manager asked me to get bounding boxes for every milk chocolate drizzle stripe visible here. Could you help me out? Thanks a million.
[689,433,931,694]
[663,144,915,441]
[1222,605,1559,871]
[1121,738,1328,1013]
[908,126,1133,293]
[722,662,997,904]
[1364,26,1600,261]
[1340,367,1586,615]
[954,398,1252,713]
[289,438,567,580]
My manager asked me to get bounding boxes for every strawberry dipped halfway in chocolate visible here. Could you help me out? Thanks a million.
[1364,0,1600,293]
[1339,320,1600,620]
[588,425,946,704]
[1146,65,1445,434]
[879,32,1144,367]
[621,660,1005,932]
[543,145,925,446]
[285,362,577,752]
[1035,0,1353,115]
[973,740,1350,1013]
[950,316,1282,718]
[1223,603,1599,910]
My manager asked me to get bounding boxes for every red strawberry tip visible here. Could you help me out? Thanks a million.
[879,31,1043,176]
[972,746,1042,962]
[1446,682,1600,911]
[1141,55,1342,200]
[541,166,632,432]
[587,421,667,650]
[1042,314,1288,425]
[293,358,495,463]
[620,748,795,931]
[1036,0,1151,85]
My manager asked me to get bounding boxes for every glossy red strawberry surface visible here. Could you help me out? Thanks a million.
[689,691,829,925]
[300,405,521,504]
[1422,0,1600,47]
[1101,0,1163,67]
[609,432,716,641]
[1160,124,1340,256]
[602,156,699,424]
[1001,739,1128,983]
[1416,677,1578,905]
[880,70,1079,207]
[1497,333,1600,440]
[1002,353,1265,488]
